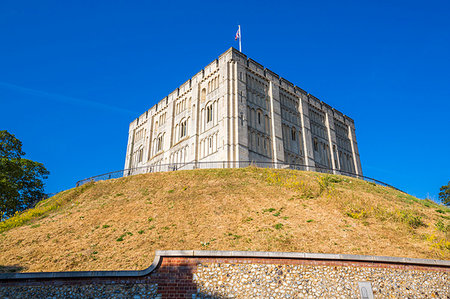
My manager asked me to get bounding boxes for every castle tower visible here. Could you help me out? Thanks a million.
[124,48,362,175]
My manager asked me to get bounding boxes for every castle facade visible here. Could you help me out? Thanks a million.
[124,48,362,175]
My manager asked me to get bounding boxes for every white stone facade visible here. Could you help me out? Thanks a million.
[124,48,362,175]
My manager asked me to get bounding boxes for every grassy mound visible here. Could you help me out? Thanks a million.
[0,167,449,273]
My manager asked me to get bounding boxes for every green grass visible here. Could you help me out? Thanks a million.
[0,182,94,233]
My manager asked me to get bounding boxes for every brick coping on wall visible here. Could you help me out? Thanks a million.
[1,250,449,280]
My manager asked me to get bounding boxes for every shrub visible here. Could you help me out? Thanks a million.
[399,211,426,229]
[346,209,368,220]
[317,175,335,196]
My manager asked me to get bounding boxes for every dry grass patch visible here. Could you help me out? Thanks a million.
[0,167,448,273]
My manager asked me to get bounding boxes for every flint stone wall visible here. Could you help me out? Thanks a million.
[0,251,448,298]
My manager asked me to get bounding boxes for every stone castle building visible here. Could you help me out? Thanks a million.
[124,48,362,175]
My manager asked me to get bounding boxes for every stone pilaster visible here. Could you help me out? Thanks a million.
[299,98,315,171]
[268,81,285,164]
[347,118,363,175]
[324,108,338,173]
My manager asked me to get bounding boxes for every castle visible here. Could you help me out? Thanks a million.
[124,48,362,175]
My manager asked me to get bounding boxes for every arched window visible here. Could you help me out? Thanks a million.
[156,135,163,152]
[206,104,213,123]
[201,88,206,102]
[180,120,187,139]
[257,111,261,125]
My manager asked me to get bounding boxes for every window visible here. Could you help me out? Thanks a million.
[138,149,143,162]
[201,88,206,102]
[313,138,318,151]
[291,128,296,141]
[180,121,187,139]
[257,111,261,125]
[157,135,163,152]
[206,105,213,123]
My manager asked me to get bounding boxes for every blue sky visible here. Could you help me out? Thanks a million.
[0,0,449,201]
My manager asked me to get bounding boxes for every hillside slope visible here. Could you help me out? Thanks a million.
[0,167,449,273]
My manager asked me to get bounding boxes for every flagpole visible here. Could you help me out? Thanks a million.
[239,25,242,52]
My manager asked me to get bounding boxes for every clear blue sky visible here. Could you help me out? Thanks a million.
[1,0,449,201]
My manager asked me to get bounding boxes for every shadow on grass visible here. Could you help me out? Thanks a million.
[0,265,26,273]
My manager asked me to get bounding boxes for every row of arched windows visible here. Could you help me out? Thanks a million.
[280,92,299,111]
[132,147,145,165]
[246,74,268,94]
[247,106,270,134]
[175,98,191,115]
[152,133,165,157]
[207,75,219,93]
[312,137,331,168]
[169,145,189,165]
[154,111,167,133]
[173,118,189,144]
[248,129,271,158]
[247,90,269,110]
[309,105,327,141]
[334,120,352,152]
[281,107,301,126]
[338,150,355,173]
[309,105,326,125]
[282,124,303,156]
[134,128,145,141]
[199,132,218,159]
[200,100,218,132]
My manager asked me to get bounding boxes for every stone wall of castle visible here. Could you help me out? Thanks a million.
[1,251,448,298]
[124,48,362,175]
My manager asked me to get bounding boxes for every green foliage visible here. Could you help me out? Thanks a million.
[439,181,450,206]
[317,175,335,196]
[306,219,314,223]
[116,231,133,242]
[398,210,426,229]
[0,182,94,233]
[435,220,446,232]
[200,238,216,248]
[264,170,314,198]
[1,130,50,221]
[273,223,283,230]
[346,210,368,220]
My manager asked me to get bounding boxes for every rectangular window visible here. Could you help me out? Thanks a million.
[207,105,213,123]
[180,121,186,138]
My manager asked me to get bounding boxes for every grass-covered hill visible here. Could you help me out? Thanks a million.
[0,167,449,273]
